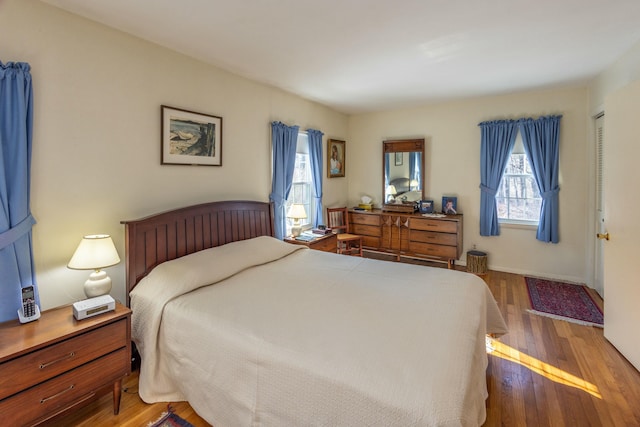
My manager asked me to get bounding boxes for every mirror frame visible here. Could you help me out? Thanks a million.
[382,138,425,211]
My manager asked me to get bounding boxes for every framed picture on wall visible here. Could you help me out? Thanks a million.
[395,152,403,166]
[328,139,345,178]
[442,196,458,215]
[161,105,223,166]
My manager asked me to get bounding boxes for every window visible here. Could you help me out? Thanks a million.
[496,136,541,224]
[285,133,315,235]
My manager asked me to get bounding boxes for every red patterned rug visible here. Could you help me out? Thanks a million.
[525,277,604,327]
[148,406,195,427]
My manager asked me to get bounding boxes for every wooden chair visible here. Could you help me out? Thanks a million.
[326,207,363,256]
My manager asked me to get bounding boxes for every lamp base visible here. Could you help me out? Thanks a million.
[291,225,302,237]
[84,270,112,298]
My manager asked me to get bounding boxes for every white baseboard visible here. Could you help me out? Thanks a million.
[487,264,588,288]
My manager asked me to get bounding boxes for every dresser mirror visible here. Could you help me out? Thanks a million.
[383,138,425,211]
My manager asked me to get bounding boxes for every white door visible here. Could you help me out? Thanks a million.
[603,79,640,371]
[593,114,605,298]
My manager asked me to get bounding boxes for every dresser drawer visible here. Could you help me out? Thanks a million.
[352,223,382,237]
[350,212,381,226]
[410,230,457,246]
[0,348,128,427]
[409,242,458,259]
[410,218,458,233]
[0,319,127,400]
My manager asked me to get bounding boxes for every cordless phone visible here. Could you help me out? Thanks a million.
[18,285,41,323]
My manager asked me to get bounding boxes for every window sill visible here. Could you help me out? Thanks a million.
[499,220,538,230]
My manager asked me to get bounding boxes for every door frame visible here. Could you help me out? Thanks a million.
[592,113,605,298]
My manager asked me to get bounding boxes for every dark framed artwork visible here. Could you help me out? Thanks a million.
[161,105,222,166]
[328,139,345,178]
[442,196,458,215]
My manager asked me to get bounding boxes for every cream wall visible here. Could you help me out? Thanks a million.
[0,0,348,309]
[348,87,589,282]
[589,40,640,113]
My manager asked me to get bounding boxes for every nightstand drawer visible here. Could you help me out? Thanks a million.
[0,348,128,427]
[0,319,127,400]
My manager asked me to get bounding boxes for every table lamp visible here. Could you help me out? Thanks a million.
[386,185,397,202]
[287,204,307,237]
[68,234,121,298]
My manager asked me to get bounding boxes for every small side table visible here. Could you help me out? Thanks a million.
[285,233,338,253]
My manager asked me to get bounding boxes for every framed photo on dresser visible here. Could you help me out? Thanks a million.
[442,197,458,215]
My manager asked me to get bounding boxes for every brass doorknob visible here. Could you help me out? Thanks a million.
[597,232,610,241]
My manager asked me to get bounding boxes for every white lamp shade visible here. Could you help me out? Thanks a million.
[68,234,120,270]
[287,204,307,220]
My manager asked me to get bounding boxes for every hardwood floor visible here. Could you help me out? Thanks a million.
[53,267,640,427]
[483,269,640,427]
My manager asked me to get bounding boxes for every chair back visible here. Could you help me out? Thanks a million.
[326,207,350,234]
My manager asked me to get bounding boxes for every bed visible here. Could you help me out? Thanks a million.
[122,200,507,427]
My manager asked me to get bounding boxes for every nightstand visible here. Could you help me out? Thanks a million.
[285,232,338,253]
[0,302,131,426]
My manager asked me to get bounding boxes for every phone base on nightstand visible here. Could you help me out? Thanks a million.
[18,305,41,323]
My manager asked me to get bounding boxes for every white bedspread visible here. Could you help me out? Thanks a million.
[131,236,507,427]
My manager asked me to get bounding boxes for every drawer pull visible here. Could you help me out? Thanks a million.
[40,352,75,369]
[40,384,75,404]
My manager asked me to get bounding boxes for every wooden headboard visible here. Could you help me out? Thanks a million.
[120,200,274,305]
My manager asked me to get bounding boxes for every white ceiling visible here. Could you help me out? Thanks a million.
[42,0,640,114]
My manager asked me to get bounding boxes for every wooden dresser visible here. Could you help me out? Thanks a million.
[349,209,463,268]
[0,302,131,427]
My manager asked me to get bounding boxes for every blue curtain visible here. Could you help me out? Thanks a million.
[409,152,421,190]
[519,115,562,243]
[478,119,518,236]
[384,154,390,186]
[0,61,38,322]
[269,121,299,239]
[307,129,324,227]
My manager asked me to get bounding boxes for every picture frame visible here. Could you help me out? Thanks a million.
[419,199,434,214]
[328,139,345,178]
[161,105,222,166]
[442,196,458,215]
[395,152,403,166]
